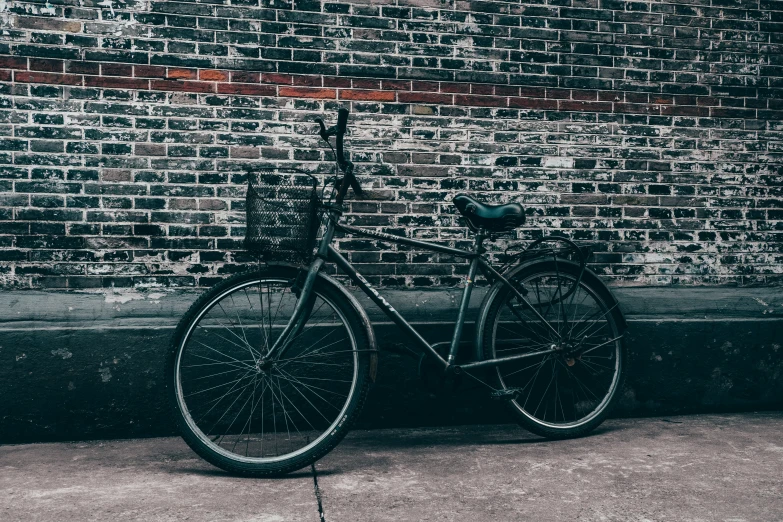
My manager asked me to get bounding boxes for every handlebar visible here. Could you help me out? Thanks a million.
[315,108,361,201]
[336,107,349,134]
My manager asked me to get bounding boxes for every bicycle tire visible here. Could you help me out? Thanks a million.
[166,267,373,476]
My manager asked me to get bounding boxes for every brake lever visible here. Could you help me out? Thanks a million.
[314,118,338,141]
[314,117,327,139]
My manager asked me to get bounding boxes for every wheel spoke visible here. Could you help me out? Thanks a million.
[274,368,337,422]
[184,352,255,370]
[195,331,259,368]
[578,335,623,356]
[216,302,262,362]
[276,366,349,403]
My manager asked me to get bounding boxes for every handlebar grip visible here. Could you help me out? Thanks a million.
[336,108,349,135]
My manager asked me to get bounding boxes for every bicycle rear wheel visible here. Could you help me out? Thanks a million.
[166,268,373,476]
[477,259,625,439]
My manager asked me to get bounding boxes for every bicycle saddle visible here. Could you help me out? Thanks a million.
[452,194,526,232]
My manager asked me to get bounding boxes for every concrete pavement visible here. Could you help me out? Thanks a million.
[1,413,781,521]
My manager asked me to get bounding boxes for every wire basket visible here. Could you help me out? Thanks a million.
[244,167,322,264]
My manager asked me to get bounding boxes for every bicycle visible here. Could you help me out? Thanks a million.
[165,108,627,476]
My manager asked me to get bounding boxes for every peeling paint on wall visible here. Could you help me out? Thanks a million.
[0,0,10,29]
[51,348,73,360]
[99,367,112,383]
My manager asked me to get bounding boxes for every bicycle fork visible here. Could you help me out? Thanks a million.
[264,211,340,361]
[263,256,323,361]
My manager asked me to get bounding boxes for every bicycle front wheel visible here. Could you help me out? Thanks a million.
[477,259,625,439]
[166,268,373,476]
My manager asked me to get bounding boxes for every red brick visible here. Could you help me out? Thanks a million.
[134,65,166,78]
[101,63,133,77]
[339,89,395,101]
[398,91,453,104]
[15,71,82,86]
[167,68,197,80]
[199,70,229,82]
[470,84,494,95]
[261,73,294,85]
[324,76,352,88]
[660,105,709,116]
[454,94,507,107]
[440,82,470,94]
[84,76,149,89]
[67,61,100,75]
[674,95,697,106]
[558,100,613,112]
[495,85,520,96]
[30,59,63,73]
[624,92,649,103]
[615,103,658,114]
[0,70,11,81]
[217,83,277,96]
[381,80,411,91]
[278,87,336,99]
[546,88,571,99]
[573,89,598,101]
[411,81,439,92]
[292,75,322,86]
[519,87,546,98]
[151,80,215,93]
[352,79,381,89]
[230,71,260,83]
[0,56,28,70]
[651,95,674,105]
[509,97,557,110]
[599,90,620,102]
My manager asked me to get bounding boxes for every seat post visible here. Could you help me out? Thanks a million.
[474,228,487,254]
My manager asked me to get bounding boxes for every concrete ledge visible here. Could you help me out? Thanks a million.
[0,286,781,443]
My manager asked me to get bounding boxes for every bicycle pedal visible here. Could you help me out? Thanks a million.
[490,388,522,401]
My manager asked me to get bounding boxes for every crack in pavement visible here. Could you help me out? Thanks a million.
[311,463,326,522]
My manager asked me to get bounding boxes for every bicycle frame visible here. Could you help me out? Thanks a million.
[268,207,562,375]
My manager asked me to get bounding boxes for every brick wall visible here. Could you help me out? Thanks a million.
[0,0,781,289]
